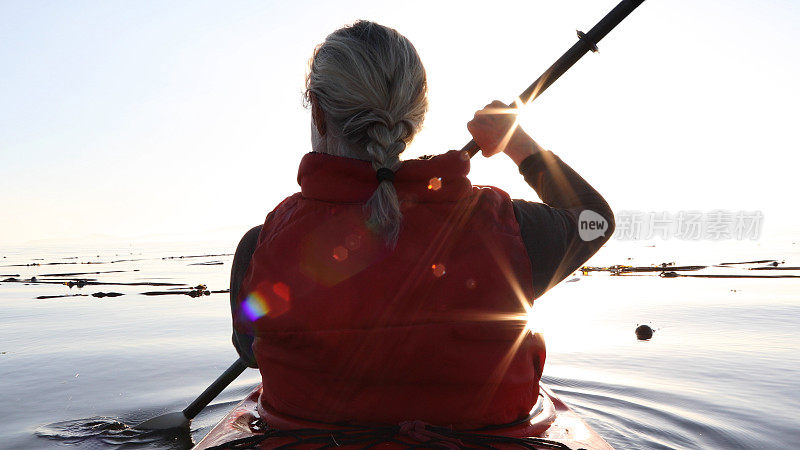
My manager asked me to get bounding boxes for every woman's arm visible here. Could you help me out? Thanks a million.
[512,151,615,298]
[229,225,262,368]
[467,101,615,299]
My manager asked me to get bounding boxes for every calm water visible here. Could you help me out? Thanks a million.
[1,238,798,449]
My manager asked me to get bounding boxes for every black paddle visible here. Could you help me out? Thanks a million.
[136,357,249,430]
[462,0,647,158]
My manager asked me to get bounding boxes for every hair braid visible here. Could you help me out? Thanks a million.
[363,121,408,243]
[305,21,428,246]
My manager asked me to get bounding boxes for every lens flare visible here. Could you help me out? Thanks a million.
[523,302,538,334]
[242,292,269,322]
[241,282,292,322]
[332,246,348,262]
[427,177,442,191]
[345,234,361,250]
[463,235,541,410]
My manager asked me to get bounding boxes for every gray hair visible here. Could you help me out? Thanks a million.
[305,20,428,246]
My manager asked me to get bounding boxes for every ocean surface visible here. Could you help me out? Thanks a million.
[1,236,798,449]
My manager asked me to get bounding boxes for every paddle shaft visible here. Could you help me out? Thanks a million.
[183,357,249,420]
[462,0,646,157]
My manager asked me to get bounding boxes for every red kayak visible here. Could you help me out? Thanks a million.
[194,383,613,449]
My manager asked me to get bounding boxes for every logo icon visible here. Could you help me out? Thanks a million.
[578,210,608,241]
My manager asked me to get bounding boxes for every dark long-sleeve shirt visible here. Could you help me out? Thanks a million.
[511,150,615,299]
[230,150,614,364]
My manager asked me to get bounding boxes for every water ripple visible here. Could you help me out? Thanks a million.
[36,417,192,449]
[544,375,782,449]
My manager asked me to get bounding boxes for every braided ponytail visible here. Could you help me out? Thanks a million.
[305,21,428,246]
[363,121,406,243]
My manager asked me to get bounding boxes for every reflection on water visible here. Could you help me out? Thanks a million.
[546,379,744,450]
[36,417,192,449]
[1,239,799,449]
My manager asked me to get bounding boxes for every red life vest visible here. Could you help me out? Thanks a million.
[236,150,545,429]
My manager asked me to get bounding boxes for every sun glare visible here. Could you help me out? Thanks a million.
[523,302,538,334]
[513,97,535,130]
[480,97,536,154]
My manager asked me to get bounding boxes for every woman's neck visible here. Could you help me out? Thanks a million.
[311,121,368,161]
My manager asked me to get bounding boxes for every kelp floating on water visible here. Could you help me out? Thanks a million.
[2,252,231,268]
[661,272,800,279]
[91,292,124,298]
[582,259,800,279]
[37,294,90,300]
[161,253,232,260]
[38,269,138,277]
[2,278,185,287]
[718,259,778,265]
[581,263,706,275]
[142,284,229,298]
[2,252,237,300]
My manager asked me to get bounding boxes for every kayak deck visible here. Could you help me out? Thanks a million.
[194,383,612,449]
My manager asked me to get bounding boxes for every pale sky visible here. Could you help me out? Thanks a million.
[1,0,798,246]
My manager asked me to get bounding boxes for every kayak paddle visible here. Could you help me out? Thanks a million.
[136,357,249,430]
[462,0,647,158]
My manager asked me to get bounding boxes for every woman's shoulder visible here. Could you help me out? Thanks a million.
[254,193,304,242]
[460,185,521,233]
[469,184,514,210]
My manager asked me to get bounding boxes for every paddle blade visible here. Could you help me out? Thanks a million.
[135,411,190,430]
